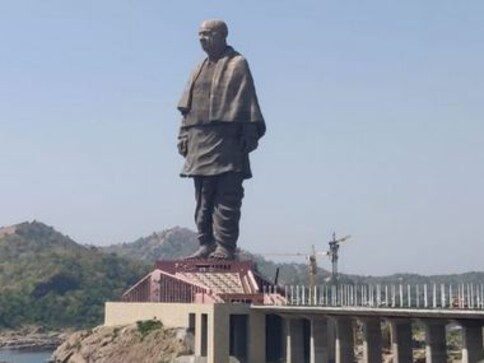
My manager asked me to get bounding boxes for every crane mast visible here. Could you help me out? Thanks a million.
[327,232,351,283]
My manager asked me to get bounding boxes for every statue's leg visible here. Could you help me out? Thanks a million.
[186,176,217,259]
[210,172,244,260]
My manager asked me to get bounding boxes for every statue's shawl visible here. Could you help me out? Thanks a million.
[178,46,266,137]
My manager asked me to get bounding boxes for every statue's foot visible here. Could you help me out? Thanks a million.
[185,243,216,260]
[208,245,235,260]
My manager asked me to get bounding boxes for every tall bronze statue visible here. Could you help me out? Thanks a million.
[177,19,265,260]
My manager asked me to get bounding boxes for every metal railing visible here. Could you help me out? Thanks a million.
[263,283,484,310]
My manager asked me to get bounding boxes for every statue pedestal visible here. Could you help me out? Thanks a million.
[123,259,282,304]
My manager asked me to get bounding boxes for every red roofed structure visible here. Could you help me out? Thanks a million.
[121,259,286,305]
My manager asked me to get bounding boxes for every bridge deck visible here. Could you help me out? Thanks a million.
[253,304,484,320]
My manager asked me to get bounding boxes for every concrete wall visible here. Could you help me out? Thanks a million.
[105,302,213,327]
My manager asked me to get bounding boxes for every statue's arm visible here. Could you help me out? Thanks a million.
[239,123,259,153]
[177,126,188,157]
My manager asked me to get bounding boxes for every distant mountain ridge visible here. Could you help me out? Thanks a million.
[101,226,325,285]
[102,226,198,262]
[103,226,484,286]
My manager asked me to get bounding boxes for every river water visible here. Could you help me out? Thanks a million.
[0,350,53,363]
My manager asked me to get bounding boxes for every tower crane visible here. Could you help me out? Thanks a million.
[327,232,351,283]
[259,232,351,286]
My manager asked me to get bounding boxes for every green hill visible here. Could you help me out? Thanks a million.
[102,226,199,262]
[0,221,150,329]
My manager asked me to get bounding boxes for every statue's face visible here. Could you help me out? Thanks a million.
[199,21,225,56]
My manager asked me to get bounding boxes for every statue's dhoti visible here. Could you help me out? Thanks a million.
[193,172,244,253]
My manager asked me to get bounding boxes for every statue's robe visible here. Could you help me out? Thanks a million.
[177,46,265,179]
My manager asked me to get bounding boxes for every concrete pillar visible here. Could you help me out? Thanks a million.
[285,317,305,363]
[461,321,484,363]
[389,319,413,363]
[361,318,382,363]
[194,313,205,356]
[248,311,266,363]
[327,317,336,363]
[310,317,329,363]
[423,320,447,363]
[209,307,229,363]
[334,316,354,363]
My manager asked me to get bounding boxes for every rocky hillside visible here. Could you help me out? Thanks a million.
[0,221,150,329]
[53,321,192,363]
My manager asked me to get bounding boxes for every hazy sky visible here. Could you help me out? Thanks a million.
[1,1,483,276]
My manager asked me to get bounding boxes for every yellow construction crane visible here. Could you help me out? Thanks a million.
[260,245,329,289]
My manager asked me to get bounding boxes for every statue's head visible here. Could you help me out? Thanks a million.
[199,19,228,59]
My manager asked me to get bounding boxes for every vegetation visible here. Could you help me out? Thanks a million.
[136,319,163,340]
[0,221,150,329]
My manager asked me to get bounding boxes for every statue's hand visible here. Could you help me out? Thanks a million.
[240,134,258,153]
[177,138,188,157]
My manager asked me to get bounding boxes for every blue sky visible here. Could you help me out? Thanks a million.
[1,1,483,275]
